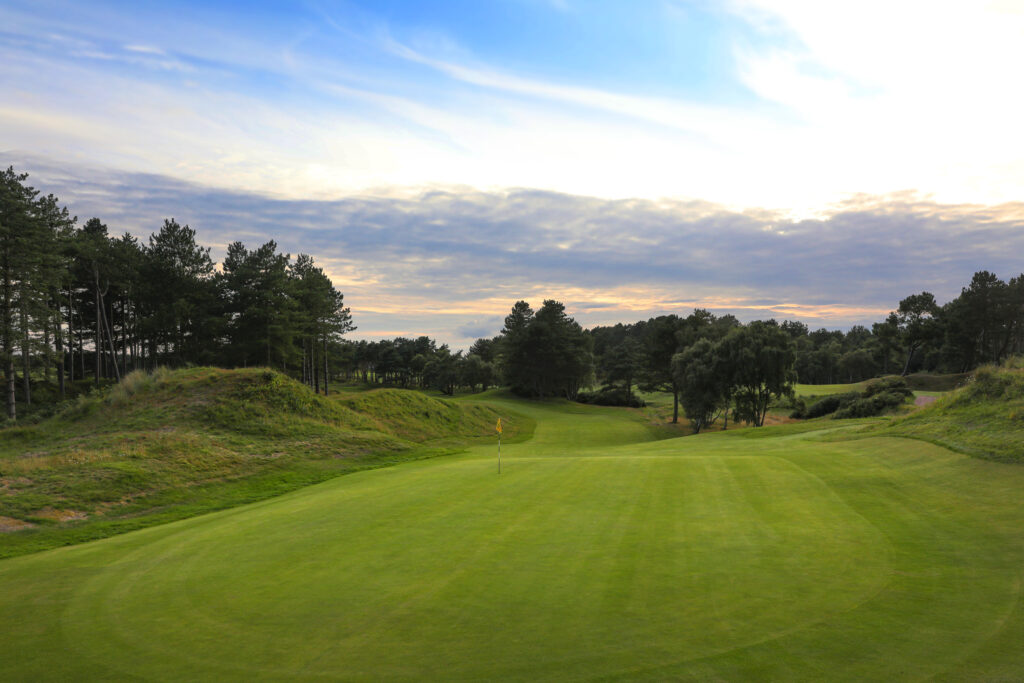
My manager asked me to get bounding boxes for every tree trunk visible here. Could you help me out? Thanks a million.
[3,255,15,421]
[901,346,916,376]
[120,298,127,374]
[67,288,74,383]
[671,385,679,424]
[323,334,329,397]
[77,296,85,381]
[43,320,52,383]
[55,308,65,400]
[94,275,102,385]
[20,305,31,405]
[99,293,121,382]
[313,338,320,394]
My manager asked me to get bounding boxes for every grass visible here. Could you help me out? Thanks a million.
[795,378,955,400]
[794,380,872,396]
[0,367,526,558]
[873,361,1024,463]
[2,382,1024,679]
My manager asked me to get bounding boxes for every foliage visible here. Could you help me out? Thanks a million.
[0,167,355,423]
[717,320,797,427]
[794,376,913,419]
[671,338,726,433]
[576,385,646,407]
[498,299,592,399]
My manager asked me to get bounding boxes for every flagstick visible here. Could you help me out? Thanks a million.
[498,432,501,475]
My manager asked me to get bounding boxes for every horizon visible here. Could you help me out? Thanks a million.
[3,1,1022,346]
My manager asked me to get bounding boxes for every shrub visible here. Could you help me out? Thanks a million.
[833,388,912,419]
[863,376,913,400]
[576,386,646,408]
[788,397,808,419]
[805,392,859,418]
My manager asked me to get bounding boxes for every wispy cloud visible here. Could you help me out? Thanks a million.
[2,1,1023,212]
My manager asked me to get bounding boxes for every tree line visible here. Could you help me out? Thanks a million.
[328,268,1022,433]
[1,167,353,421]
[6,164,1020,428]
[332,337,497,395]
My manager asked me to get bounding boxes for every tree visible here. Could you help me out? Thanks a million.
[639,315,686,423]
[838,348,876,383]
[218,240,293,368]
[498,300,534,394]
[0,168,39,418]
[143,219,216,366]
[894,292,940,375]
[672,338,726,433]
[498,300,592,399]
[870,314,900,375]
[289,254,354,393]
[717,321,796,427]
[601,337,642,394]
[423,346,460,395]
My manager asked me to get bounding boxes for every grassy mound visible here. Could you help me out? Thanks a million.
[338,387,509,442]
[880,360,1024,462]
[903,370,972,392]
[0,367,522,558]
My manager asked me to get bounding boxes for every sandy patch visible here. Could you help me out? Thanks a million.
[32,508,89,523]
[914,395,937,407]
[0,516,34,532]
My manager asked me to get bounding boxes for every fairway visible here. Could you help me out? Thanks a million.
[3,399,1024,680]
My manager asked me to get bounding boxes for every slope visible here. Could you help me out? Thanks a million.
[878,360,1024,462]
[0,367,523,558]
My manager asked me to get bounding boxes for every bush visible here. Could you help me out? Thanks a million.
[576,386,646,408]
[792,377,915,420]
[788,397,808,419]
[804,392,859,418]
[863,376,914,400]
[833,390,908,418]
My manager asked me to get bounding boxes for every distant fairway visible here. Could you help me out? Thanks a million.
[3,397,1024,680]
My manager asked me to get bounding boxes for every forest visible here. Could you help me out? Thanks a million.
[0,167,353,421]
[3,166,1023,425]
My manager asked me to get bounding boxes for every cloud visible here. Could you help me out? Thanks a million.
[2,1,1023,212]
[9,153,1023,347]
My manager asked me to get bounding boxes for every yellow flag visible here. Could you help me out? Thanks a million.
[496,418,502,434]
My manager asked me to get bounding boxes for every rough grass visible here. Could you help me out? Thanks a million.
[0,367,526,558]
[2,393,1024,679]
[875,360,1024,463]
[903,370,973,392]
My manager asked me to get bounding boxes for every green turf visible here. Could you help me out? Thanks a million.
[3,390,1024,680]
[0,368,525,558]
[794,380,871,396]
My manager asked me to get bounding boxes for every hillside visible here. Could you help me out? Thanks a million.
[879,360,1024,463]
[0,367,523,558]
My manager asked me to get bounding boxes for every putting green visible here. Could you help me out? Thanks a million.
[2,398,1023,680]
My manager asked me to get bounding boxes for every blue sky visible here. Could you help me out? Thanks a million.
[3,1,1024,344]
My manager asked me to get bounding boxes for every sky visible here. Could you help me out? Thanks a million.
[2,0,1023,346]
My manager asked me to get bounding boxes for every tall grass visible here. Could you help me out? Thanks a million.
[879,357,1024,462]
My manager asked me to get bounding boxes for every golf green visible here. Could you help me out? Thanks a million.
[2,398,1023,680]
